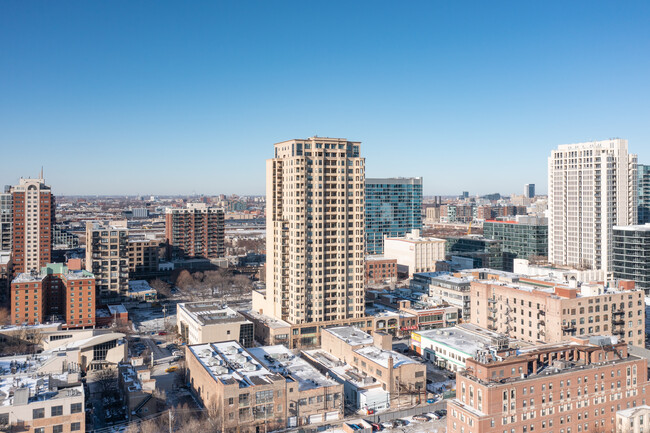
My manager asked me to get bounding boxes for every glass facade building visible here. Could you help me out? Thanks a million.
[613,224,650,294]
[483,216,548,260]
[365,177,422,254]
[639,164,650,224]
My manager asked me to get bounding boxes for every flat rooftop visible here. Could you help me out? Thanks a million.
[180,302,250,326]
[324,327,374,346]
[302,349,380,389]
[614,223,650,232]
[242,310,291,329]
[354,345,417,369]
[248,345,339,391]
[0,354,83,407]
[189,341,281,388]
[415,324,511,357]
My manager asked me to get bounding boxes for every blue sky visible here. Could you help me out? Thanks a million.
[1,1,649,196]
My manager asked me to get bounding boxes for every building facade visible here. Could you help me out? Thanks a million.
[383,229,446,277]
[483,216,548,260]
[11,263,96,327]
[524,183,535,198]
[186,341,343,432]
[639,164,650,224]
[448,338,649,433]
[410,272,472,320]
[365,177,422,255]
[0,186,12,252]
[11,177,54,275]
[470,277,646,347]
[127,237,161,277]
[258,137,366,325]
[364,255,397,285]
[613,224,650,294]
[164,203,225,260]
[177,302,254,347]
[548,139,638,275]
[85,221,129,303]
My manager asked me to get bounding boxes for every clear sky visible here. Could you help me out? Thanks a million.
[1,1,649,196]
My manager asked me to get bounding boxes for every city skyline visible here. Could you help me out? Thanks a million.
[2,1,649,195]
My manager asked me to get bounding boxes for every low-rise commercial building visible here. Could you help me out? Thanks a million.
[177,302,254,347]
[410,272,472,320]
[383,229,445,277]
[448,336,649,433]
[186,341,342,432]
[411,323,521,371]
[365,255,397,285]
[321,327,426,398]
[118,361,157,421]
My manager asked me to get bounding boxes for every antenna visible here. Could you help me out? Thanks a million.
[40,166,43,179]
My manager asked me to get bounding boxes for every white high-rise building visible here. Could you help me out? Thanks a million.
[257,137,366,325]
[548,139,637,275]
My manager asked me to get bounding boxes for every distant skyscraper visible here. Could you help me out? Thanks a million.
[365,177,422,254]
[259,137,365,325]
[524,183,535,198]
[11,177,54,274]
[548,139,637,274]
[461,191,469,199]
[164,203,225,260]
[0,186,12,252]
[639,164,650,224]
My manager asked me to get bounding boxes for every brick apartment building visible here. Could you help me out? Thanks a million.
[186,341,343,432]
[11,263,96,328]
[11,177,55,275]
[365,256,397,284]
[448,336,649,433]
[165,203,225,260]
[469,274,646,347]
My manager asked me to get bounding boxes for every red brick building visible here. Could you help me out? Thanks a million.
[165,203,225,259]
[11,263,96,328]
[448,337,649,433]
[365,256,397,284]
[11,177,54,275]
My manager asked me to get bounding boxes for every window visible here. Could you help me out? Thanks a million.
[71,423,81,431]
[71,402,82,413]
[34,429,45,433]
[53,426,63,433]
[33,408,45,419]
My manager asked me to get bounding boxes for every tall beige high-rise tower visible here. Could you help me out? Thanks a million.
[260,137,366,325]
[548,139,637,275]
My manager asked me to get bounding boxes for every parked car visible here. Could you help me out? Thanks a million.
[434,410,447,418]
[426,398,436,403]
[165,366,178,373]
[413,415,431,422]
[371,423,383,431]
[158,331,168,336]
[392,419,408,427]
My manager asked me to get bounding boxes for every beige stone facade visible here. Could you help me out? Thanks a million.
[177,302,254,347]
[470,277,646,347]
[85,220,129,302]
[257,137,366,325]
[383,229,446,277]
[320,327,426,397]
[186,341,343,432]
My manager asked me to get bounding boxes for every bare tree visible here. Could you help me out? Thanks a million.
[95,367,118,396]
[149,279,172,298]
[0,308,11,326]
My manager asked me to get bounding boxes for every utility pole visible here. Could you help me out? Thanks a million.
[168,409,173,433]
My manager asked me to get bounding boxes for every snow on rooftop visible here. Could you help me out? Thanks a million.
[325,327,374,346]
[353,346,417,369]
[189,342,275,387]
[248,345,338,391]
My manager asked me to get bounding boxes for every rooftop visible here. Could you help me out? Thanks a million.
[242,309,291,329]
[128,280,156,293]
[179,302,249,326]
[302,349,380,389]
[248,345,339,391]
[354,345,417,369]
[0,354,83,407]
[614,223,650,232]
[189,341,281,388]
[324,327,374,346]
[415,324,513,357]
